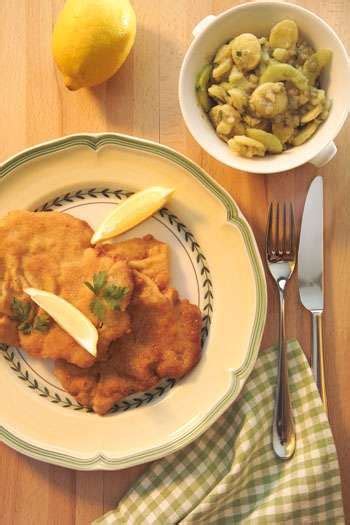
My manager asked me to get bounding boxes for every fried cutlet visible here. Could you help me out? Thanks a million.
[0,209,202,413]
[18,248,133,366]
[97,234,169,290]
[54,271,202,414]
[0,211,133,367]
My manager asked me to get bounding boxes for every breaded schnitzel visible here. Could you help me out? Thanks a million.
[0,209,202,414]
[0,211,133,367]
[18,249,133,366]
[98,234,169,290]
[54,271,202,414]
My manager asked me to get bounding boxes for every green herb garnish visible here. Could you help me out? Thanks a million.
[84,272,128,322]
[90,297,106,321]
[10,297,51,334]
[84,271,107,294]
[10,297,31,323]
[103,284,128,310]
[18,320,33,335]
[33,314,50,333]
[236,50,242,57]
[11,298,33,334]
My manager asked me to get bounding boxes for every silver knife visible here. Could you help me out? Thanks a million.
[298,176,327,414]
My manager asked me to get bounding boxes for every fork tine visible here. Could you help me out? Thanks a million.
[282,202,287,254]
[266,201,296,261]
[276,202,281,255]
[266,202,274,258]
[290,202,295,256]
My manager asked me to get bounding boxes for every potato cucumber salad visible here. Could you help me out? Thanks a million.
[196,20,332,158]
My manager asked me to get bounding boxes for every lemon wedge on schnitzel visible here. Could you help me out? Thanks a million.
[24,288,98,357]
[91,186,174,245]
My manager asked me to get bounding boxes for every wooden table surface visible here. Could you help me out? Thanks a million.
[1,1,349,523]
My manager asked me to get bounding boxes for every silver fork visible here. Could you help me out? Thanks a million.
[266,202,296,460]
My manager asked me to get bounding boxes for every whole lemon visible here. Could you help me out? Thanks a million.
[52,0,136,90]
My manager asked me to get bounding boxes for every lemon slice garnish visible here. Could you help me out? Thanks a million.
[24,288,98,357]
[91,186,174,244]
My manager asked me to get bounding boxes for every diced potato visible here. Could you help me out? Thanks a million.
[209,104,241,137]
[250,82,288,117]
[228,135,266,157]
[227,67,255,92]
[209,105,223,127]
[243,114,262,128]
[217,120,233,135]
[231,33,261,71]
[272,121,295,144]
[310,88,326,106]
[208,85,228,103]
[269,20,298,50]
[214,44,232,63]
[292,121,319,146]
[246,128,283,153]
[228,66,243,83]
[219,81,233,91]
[212,57,233,80]
[249,74,259,85]
[303,49,332,85]
[272,48,290,62]
[300,104,322,123]
[228,87,248,112]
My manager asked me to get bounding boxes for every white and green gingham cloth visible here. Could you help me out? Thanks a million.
[94,341,344,524]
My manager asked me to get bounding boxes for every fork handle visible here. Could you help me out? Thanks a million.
[312,312,328,415]
[272,290,296,460]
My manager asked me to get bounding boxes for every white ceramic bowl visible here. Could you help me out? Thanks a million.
[179,2,350,174]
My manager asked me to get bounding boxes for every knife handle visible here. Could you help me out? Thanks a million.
[312,312,328,415]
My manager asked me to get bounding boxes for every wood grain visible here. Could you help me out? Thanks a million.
[0,1,349,523]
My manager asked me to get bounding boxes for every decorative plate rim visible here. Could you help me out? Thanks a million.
[0,132,267,470]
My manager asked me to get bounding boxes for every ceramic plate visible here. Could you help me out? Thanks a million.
[0,133,267,470]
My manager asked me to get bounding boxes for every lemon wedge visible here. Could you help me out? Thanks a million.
[91,186,174,244]
[24,288,98,357]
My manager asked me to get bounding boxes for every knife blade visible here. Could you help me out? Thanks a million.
[298,176,327,413]
[298,176,323,312]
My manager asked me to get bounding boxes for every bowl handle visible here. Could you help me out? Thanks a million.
[309,141,337,168]
[192,15,216,38]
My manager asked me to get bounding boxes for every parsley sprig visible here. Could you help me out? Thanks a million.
[33,314,51,332]
[10,297,50,334]
[84,271,128,322]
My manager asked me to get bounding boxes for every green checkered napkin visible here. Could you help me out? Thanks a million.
[94,341,344,525]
